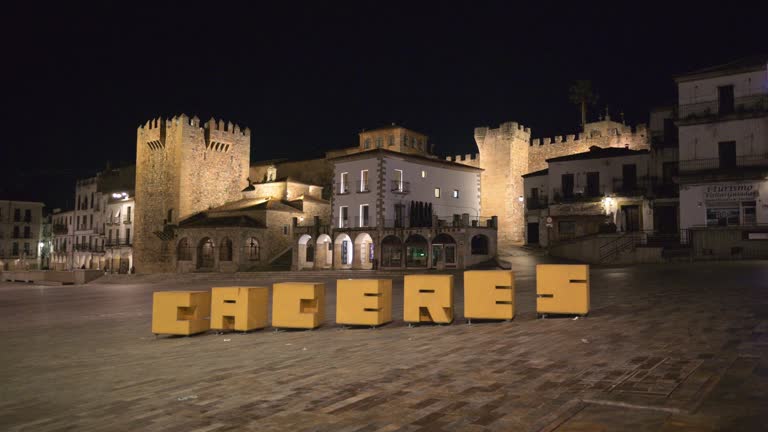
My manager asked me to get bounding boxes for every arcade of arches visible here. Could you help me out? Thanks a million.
[294,229,496,270]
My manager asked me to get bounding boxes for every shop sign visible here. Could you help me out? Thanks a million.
[704,183,759,202]
[549,202,603,216]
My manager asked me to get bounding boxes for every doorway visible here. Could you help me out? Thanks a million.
[197,238,215,269]
[527,222,540,244]
[622,205,640,232]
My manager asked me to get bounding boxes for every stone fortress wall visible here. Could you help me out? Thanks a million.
[134,114,250,273]
[446,118,650,248]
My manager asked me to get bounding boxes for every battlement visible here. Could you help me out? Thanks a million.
[138,114,251,152]
[445,153,480,164]
[474,121,531,146]
[530,123,648,147]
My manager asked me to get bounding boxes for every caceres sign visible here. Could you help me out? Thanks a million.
[151,266,591,336]
[704,183,759,202]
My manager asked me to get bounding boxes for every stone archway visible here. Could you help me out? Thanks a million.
[316,234,332,269]
[353,232,374,270]
[404,234,428,267]
[197,237,215,269]
[297,234,314,270]
[333,233,353,269]
[381,235,403,268]
[431,233,457,268]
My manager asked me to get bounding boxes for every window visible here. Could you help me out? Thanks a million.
[388,135,395,146]
[403,135,409,147]
[586,172,600,197]
[89,214,93,228]
[125,228,131,244]
[530,187,539,200]
[561,174,574,198]
[90,192,94,209]
[24,243,30,255]
[167,208,174,224]
[718,85,734,115]
[126,206,132,222]
[13,226,19,238]
[376,137,383,148]
[394,169,404,192]
[14,209,20,222]
[452,189,459,199]
[23,226,30,238]
[743,201,757,225]
[247,237,260,261]
[360,170,369,192]
[340,172,349,193]
[434,188,441,198]
[12,242,19,256]
[707,207,739,227]
[283,225,289,235]
[360,204,369,227]
[421,170,426,178]
[621,165,637,191]
[24,209,31,222]
[108,230,112,243]
[177,238,192,261]
[339,206,349,228]
[364,138,371,149]
[718,141,736,169]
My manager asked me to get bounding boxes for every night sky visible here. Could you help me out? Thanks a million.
[2,2,765,211]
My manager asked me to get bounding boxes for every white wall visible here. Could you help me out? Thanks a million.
[680,180,768,230]
[678,67,767,118]
[332,158,379,228]
[523,174,549,200]
[679,117,768,162]
[547,153,651,197]
[381,154,480,222]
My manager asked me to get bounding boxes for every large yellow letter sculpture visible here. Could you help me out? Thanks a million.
[210,287,269,332]
[272,282,325,329]
[464,270,515,321]
[152,291,211,336]
[404,274,453,324]
[536,264,590,316]
[336,279,392,326]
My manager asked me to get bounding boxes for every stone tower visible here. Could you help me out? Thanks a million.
[134,114,251,273]
[474,121,531,248]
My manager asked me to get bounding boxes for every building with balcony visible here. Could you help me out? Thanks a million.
[305,140,497,271]
[51,209,74,270]
[676,56,768,259]
[0,200,45,270]
[523,145,679,250]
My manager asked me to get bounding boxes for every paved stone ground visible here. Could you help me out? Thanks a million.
[0,257,767,431]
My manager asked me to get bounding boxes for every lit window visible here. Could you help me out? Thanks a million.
[434,188,441,198]
[340,172,349,193]
[376,137,383,148]
[453,190,459,198]
[421,170,426,178]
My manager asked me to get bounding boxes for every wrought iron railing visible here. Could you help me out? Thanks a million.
[679,153,768,173]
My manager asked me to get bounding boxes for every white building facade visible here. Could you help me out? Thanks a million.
[676,56,768,259]
[315,147,496,270]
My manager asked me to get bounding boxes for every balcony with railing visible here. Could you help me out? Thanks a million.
[679,153,768,174]
[678,94,768,123]
[391,180,410,194]
[52,224,69,235]
[552,187,604,204]
[293,224,331,237]
[526,196,549,210]
[611,178,648,197]
[105,240,132,247]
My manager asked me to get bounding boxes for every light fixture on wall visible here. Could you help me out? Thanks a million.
[518,196,524,202]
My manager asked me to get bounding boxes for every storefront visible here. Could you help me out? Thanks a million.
[680,181,767,229]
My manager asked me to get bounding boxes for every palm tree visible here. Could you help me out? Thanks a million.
[569,80,598,129]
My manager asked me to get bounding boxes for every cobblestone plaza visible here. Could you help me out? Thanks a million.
[1,257,766,431]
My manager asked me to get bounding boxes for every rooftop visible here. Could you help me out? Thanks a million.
[547,146,649,163]
[675,54,768,82]
[329,148,483,172]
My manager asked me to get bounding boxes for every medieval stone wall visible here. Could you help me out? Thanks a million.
[134,114,250,273]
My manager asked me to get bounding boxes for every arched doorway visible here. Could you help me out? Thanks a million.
[334,233,353,269]
[353,233,374,269]
[177,238,192,262]
[316,234,332,269]
[471,234,490,255]
[381,235,403,268]
[197,237,215,269]
[219,238,233,262]
[297,234,314,270]
[431,233,457,268]
[404,234,428,267]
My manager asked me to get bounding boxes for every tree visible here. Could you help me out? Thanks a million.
[569,80,598,129]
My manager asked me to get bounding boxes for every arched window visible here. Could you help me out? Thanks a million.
[471,235,489,255]
[177,238,191,261]
[219,238,233,261]
[247,237,260,261]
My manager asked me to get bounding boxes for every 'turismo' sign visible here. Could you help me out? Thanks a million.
[704,183,759,202]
